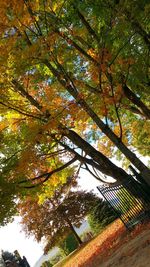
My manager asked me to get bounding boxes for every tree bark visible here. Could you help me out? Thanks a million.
[63,129,145,197]
[45,60,150,184]
[130,20,150,50]
[122,8,150,50]
[65,216,83,245]
[123,85,150,119]
[125,105,146,117]
[66,129,130,183]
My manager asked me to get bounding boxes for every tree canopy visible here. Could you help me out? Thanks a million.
[18,189,98,253]
[59,233,79,256]
[0,0,150,225]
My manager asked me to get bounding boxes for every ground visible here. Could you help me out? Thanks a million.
[54,219,150,267]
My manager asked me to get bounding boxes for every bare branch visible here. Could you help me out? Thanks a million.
[84,163,107,183]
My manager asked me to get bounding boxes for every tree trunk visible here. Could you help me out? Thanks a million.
[67,100,150,184]
[66,129,131,183]
[123,9,150,50]
[130,20,150,50]
[44,60,150,184]
[123,85,150,119]
[125,105,146,117]
[65,130,144,197]
[65,216,83,245]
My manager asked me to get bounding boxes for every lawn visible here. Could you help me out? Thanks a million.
[54,219,150,267]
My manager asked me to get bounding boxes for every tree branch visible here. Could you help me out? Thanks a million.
[74,6,99,42]
[19,156,78,188]
[12,79,43,112]
[109,33,136,66]
[123,84,150,119]
[0,101,42,120]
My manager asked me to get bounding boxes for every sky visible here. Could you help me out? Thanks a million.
[0,173,101,267]
[0,217,43,267]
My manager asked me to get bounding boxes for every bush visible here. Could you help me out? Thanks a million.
[59,233,79,256]
[88,199,117,234]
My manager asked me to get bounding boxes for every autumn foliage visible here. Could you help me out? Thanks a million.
[58,220,150,267]
[0,0,150,226]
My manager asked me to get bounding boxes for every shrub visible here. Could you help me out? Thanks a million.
[88,199,117,234]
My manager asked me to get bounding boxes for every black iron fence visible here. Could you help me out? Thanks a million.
[97,173,150,229]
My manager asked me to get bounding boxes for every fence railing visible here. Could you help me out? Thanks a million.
[97,174,150,229]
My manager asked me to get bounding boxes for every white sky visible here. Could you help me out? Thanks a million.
[0,173,101,267]
[0,217,43,267]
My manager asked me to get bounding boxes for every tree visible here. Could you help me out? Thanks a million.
[1,251,15,262]
[59,233,79,256]
[0,0,150,214]
[18,189,99,253]
[0,175,17,226]
[41,261,53,267]
[1,250,30,267]
[88,199,118,234]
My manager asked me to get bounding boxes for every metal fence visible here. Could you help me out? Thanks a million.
[97,174,150,229]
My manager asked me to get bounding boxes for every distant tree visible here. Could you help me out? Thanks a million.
[41,261,53,267]
[88,199,117,234]
[1,250,30,267]
[0,175,17,226]
[1,251,15,262]
[48,253,63,266]
[59,233,79,256]
[18,189,98,253]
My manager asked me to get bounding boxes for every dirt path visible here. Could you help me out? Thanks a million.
[101,228,150,267]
